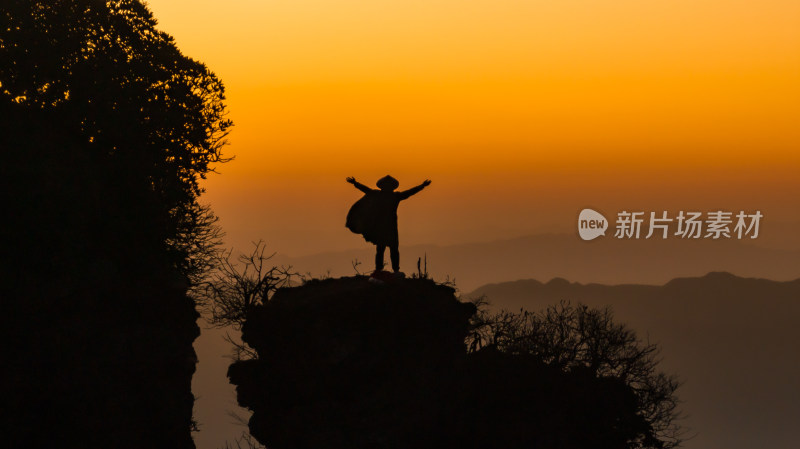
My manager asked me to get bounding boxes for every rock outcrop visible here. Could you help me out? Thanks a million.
[229,276,650,449]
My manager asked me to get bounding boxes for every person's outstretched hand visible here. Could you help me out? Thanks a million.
[422,179,432,187]
[346,176,356,184]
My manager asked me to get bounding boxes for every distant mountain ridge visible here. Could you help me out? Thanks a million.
[467,271,800,300]
[271,233,800,291]
[465,272,800,449]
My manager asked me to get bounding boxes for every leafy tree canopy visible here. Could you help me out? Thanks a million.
[1,0,231,283]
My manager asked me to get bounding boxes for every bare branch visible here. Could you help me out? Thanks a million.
[465,299,683,449]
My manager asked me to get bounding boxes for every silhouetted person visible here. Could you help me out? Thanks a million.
[346,175,431,273]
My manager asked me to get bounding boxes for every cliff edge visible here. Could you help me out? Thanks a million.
[229,276,650,449]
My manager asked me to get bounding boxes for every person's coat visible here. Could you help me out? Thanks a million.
[346,181,426,246]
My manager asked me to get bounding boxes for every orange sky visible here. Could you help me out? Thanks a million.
[146,0,799,255]
[139,3,800,448]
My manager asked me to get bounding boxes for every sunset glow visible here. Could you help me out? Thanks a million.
[146,0,800,253]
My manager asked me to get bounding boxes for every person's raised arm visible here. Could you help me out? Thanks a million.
[346,176,373,194]
[397,179,431,200]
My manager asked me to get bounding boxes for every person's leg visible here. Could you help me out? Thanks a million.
[390,245,400,272]
[375,245,386,271]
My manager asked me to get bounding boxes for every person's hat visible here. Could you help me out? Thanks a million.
[376,175,399,191]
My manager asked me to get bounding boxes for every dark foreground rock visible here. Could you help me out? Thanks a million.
[4,273,199,449]
[229,276,651,449]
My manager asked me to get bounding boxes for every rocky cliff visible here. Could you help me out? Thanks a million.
[229,276,650,449]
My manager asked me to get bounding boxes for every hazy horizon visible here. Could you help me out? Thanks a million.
[143,0,799,264]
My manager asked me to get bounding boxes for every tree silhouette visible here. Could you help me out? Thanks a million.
[1,1,230,447]
[2,0,231,281]
[467,299,683,449]
[196,241,298,360]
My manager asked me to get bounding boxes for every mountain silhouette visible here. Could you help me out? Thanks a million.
[467,272,800,449]
[269,233,800,291]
